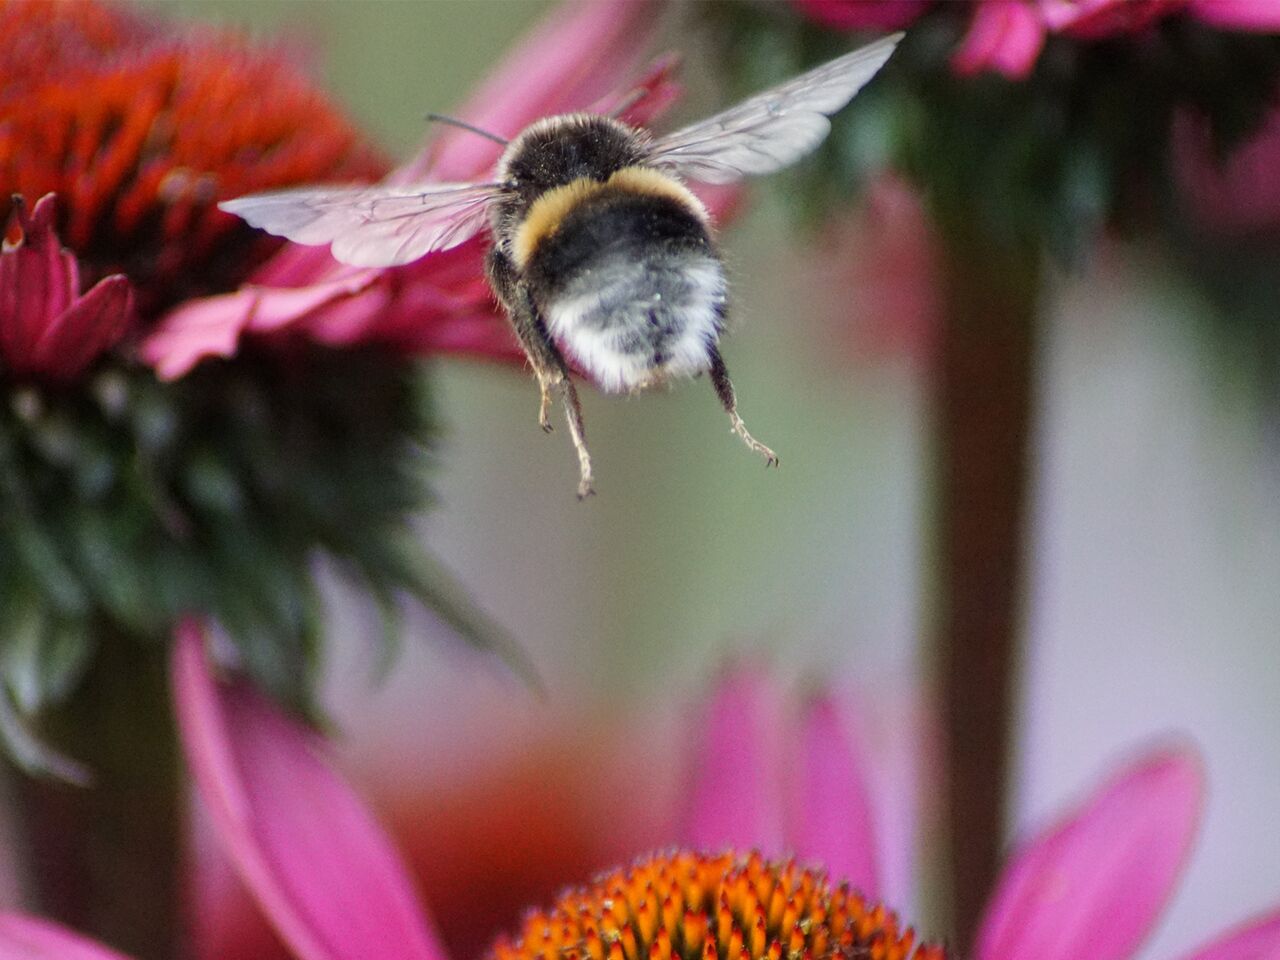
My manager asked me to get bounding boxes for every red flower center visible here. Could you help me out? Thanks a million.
[0,1,387,318]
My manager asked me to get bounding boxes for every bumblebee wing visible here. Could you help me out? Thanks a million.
[647,33,901,185]
[219,181,502,267]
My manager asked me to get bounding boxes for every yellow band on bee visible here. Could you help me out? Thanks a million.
[512,167,708,270]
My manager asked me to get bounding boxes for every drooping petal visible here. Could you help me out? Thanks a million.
[787,694,879,897]
[682,664,786,854]
[1180,909,1280,960]
[171,620,446,960]
[975,748,1202,960]
[952,1,1046,79]
[413,0,661,183]
[0,914,133,960]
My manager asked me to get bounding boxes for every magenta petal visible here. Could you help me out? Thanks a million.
[172,620,446,960]
[787,695,879,897]
[953,1,1045,79]
[142,270,379,379]
[682,665,785,854]
[792,0,931,31]
[0,914,133,960]
[1188,0,1280,29]
[31,274,133,382]
[1181,909,1280,960]
[0,194,77,370]
[976,748,1203,960]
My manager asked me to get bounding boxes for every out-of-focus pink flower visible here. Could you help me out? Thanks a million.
[791,0,933,31]
[809,174,941,370]
[4,654,1280,960]
[0,194,133,384]
[953,1,1047,79]
[1036,0,1280,36]
[1174,102,1280,235]
[682,665,1280,960]
[142,0,735,382]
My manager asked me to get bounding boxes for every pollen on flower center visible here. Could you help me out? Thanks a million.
[487,851,944,960]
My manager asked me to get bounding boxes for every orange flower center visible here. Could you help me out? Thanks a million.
[0,1,386,318]
[487,851,944,960]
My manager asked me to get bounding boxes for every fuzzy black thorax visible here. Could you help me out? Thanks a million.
[493,114,651,226]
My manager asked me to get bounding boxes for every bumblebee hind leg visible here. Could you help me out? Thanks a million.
[558,377,595,499]
[709,348,778,467]
[487,247,596,498]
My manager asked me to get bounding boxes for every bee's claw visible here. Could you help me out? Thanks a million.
[538,382,555,432]
[727,413,778,468]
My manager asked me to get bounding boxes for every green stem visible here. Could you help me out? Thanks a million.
[9,629,183,960]
[931,229,1041,951]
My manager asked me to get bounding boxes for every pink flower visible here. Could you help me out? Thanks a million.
[0,194,133,384]
[141,0,722,381]
[791,0,933,32]
[2,651,1278,960]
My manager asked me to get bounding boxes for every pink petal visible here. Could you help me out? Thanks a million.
[171,620,446,960]
[1037,0,1181,36]
[141,270,381,379]
[31,274,133,382]
[791,0,932,31]
[0,914,133,960]
[408,0,661,183]
[953,1,1046,79]
[682,664,786,855]
[0,194,77,370]
[1187,0,1280,28]
[976,747,1203,960]
[787,695,879,897]
[1181,909,1280,960]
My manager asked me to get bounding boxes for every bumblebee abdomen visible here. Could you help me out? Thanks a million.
[522,177,726,394]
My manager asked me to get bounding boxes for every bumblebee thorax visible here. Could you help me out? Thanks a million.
[497,114,650,203]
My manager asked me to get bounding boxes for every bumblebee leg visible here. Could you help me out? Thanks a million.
[558,377,595,499]
[487,247,597,496]
[709,349,778,467]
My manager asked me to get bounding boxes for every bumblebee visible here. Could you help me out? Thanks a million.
[222,35,901,497]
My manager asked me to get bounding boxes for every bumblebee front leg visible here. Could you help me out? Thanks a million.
[487,248,596,497]
[708,348,779,467]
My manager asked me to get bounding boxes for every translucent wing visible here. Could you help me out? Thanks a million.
[219,180,503,267]
[647,33,902,185]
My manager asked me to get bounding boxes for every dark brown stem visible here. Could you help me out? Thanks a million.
[10,630,183,960]
[931,230,1040,951]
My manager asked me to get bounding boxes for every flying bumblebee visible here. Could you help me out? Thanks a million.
[222,35,902,498]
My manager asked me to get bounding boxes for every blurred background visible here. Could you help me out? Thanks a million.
[150,1,1280,957]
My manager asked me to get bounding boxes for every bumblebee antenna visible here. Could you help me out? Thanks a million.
[424,113,509,146]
